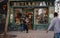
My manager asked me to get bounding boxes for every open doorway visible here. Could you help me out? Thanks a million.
[22,8,33,30]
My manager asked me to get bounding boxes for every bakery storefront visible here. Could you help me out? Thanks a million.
[8,0,55,31]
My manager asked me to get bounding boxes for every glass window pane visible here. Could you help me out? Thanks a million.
[34,8,48,24]
[14,8,22,25]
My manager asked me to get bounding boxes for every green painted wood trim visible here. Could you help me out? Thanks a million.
[34,24,49,30]
[11,6,15,26]
[12,6,48,8]
[8,12,10,25]
[32,9,34,30]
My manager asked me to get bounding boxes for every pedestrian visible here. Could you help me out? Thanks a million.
[24,17,29,33]
[46,12,60,38]
[20,17,29,33]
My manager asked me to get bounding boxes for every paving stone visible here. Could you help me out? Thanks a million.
[2,30,54,38]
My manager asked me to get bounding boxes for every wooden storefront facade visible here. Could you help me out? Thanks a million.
[8,0,55,31]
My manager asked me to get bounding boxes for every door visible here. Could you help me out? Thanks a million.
[22,8,33,30]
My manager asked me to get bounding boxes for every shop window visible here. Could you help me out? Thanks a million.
[14,8,22,25]
[34,8,48,24]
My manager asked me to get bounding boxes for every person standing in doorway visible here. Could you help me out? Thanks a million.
[46,12,60,38]
[24,17,29,33]
[20,17,29,33]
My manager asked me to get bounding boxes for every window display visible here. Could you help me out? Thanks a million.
[14,8,22,25]
[34,8,48,24]
[10,8,22,25]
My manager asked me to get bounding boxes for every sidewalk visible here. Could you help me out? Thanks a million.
[6,30,54,38]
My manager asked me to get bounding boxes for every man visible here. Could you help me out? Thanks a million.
[20,17,28,33]
[46,12,60,38]
[24,17,29,33]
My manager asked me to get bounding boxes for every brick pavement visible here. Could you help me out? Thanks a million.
[6,30,54,38]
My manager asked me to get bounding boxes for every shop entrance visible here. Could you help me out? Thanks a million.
[13,7,34,30]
